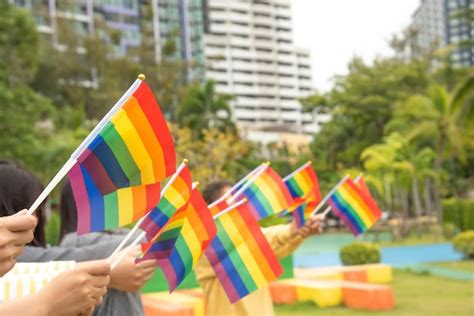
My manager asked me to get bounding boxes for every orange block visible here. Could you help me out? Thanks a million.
[343,268,367,283]
[342,282,394,311]
[269,282,298,304]
[142,296,195,316]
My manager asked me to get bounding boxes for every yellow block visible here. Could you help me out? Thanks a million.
[365,264,393,284]
[291,280,343,307]
[294,267,344,281]
[145,292,204,316]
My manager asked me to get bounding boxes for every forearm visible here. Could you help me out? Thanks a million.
[263,224,304,258]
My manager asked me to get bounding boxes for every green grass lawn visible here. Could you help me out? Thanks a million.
[275,269,474,316]
[429,260,474,273]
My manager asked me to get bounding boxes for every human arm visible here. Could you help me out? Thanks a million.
[263,215,323,258]
[109,245,157,292]
[0,259,110,316]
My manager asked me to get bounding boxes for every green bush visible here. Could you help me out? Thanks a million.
[340,241,381,265]
[442,199,474,231]
[452,230,474,258]
[45,211,60,246]
[442,222,460,239]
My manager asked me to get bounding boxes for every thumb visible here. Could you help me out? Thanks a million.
[76,260,111,276]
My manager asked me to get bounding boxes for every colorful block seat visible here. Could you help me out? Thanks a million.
[294,267,344,281]
[269,281,298,304]
[142,292,204,316]
[342,281,394,310]
[291,280,343,307]
[364,264,393,284]
[342,266,368,282]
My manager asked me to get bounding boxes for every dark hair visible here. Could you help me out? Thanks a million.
[59,180,77,242]
[0,159,46,247]
[202,180,231,204]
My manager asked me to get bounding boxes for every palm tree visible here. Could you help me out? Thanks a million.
[176,80,235,138]
[385,75,474,218]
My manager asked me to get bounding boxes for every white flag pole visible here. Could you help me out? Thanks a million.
[208,163,265,209]
[227,162,270,204]
[320,173,363,218]
[108,160,188,261]
[282,161,312,182]
[27,75,145,215]
[213,199,248,220]
[309,175,350,217]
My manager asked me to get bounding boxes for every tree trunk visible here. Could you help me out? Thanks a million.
[424,177,433,216]
[433,134,446,221]
[412,176,423,237]
[384,176,392,213]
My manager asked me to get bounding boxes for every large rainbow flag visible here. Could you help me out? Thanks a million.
[205,203,283,303]
[328,178,382,236]
[141,188,216,291]
[139,165,193,241]
[234,167,294,220]
[68,81,175,234]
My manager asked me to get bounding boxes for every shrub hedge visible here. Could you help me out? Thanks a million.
[442,199,474,231]
[340,241,381,265]
[452,230,474,258]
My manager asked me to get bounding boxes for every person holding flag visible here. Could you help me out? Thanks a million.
[195,180,323,316]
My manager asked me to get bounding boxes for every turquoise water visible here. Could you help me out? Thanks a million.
[294,233,463,268]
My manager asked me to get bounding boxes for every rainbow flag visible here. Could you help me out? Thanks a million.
[328,178,382,236]
[140,189,216,291]
[139,165,193,241]
[205,203,283,303]
[284,162,322,207]
[235,167,294,220]
[68,81,175,233]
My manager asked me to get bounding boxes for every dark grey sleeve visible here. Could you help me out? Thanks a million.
[18,241,121,262]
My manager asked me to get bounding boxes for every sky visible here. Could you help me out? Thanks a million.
[292,0,420,92]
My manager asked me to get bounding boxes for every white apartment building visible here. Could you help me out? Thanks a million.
[411,0,446,51]
[204,0,323,144]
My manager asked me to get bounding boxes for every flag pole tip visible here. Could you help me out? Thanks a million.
[265,161,271,165]
[183,158,188,164]
[307,160,312,164]
[194,181,200,186]
[242,198,248,202]
[138,74,146,81]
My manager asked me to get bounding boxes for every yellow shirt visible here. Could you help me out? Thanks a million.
[195,224,304,316]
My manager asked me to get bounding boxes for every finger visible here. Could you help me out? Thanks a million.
[1,215,37,232]
[91,275,110,287]
[78,260,111,276]
[12,229,34,245]
[13,210,28,216]
[91,285,107,300]
[136,260,158,269]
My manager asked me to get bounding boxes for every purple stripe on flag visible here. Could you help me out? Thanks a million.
[204,245,239,303]
[159,259,178,291]
[68,164,91,234]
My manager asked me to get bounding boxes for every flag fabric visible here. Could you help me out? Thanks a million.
[69,178,162,234]
[284,163,321,207]
[140,189,217,291]
[209,199,229,217]
[235,167,294,220]
[139,165,193,241]
[68,81,176,234]
[204,203,283,303]
[328,178,382,236]
[284,163,322,227]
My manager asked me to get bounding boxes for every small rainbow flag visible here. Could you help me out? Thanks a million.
[284,162,322,227]
[139,165,193,241]
[141,189,216,291]
[68,81,175,233]
[205,203,283,303]
[328,178,382,236]
[235,167,294,220]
